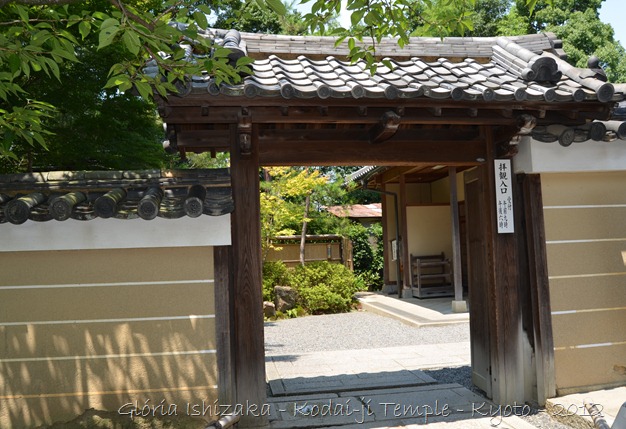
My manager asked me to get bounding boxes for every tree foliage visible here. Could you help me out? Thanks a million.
[507,0,626,82]
[0,0,283,164]
[1,36,167,173]
[260,167,327,258]
[211,0,306,34]
[301,0,550,72]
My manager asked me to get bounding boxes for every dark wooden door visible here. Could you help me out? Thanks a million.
[464,167,493,398]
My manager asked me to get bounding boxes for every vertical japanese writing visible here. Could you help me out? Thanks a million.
[494,159,514,233]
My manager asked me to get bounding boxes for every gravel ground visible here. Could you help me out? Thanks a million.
[265,310,470,355]
[264,310,574,429]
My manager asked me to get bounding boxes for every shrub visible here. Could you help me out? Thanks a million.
[345,223,384,290]
[289,261,364,314]
[262,261,290,302]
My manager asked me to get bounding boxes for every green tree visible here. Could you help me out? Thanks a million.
[0,0,285,162]
[212,0,306,34]
[505,0,626,82]
[0,0,550,163]
[2,41,167,173]
[260,167,327,259]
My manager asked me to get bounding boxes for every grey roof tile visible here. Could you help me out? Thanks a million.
[175,31,624,103]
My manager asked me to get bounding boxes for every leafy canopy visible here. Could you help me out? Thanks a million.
[0,0,283,164]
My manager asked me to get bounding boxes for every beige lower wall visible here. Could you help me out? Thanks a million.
[0,247,217,428]
[542,171,626,394]
[406,206,453,259]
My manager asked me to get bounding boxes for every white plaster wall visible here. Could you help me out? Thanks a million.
[514,136,626,174]
[0,215,231,252]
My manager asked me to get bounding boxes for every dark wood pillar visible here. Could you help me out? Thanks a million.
[484,126,525,405]
[400,172,410,296]
[381,181,391,288]
[521,174,555,405]
[214,246,235,407]
[449,167,465,310]
[230,121,267,428]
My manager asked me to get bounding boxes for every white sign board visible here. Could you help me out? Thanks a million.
[495,159,514,233]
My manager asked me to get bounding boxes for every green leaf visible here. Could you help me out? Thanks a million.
[122,30,141,55]
[351,10,365,27]
[51,47,77,62]
[79,21,91,40]
[43,57,60,81]
[92,11,110,20]
[193,10,208,30]
[15,5,29,22]
[30,30,52,47]
[134,80,153,100]
[265,0,287,16]
[104,74,130,89]
[98,22,120,50]
[100,18,120,30]
[236,56,255,67]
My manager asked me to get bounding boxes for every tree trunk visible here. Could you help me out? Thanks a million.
[300,193,311,266]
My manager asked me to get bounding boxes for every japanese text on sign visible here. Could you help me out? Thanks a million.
[495,159,514,233]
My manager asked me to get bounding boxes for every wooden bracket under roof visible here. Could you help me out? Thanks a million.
[369,111,401,144]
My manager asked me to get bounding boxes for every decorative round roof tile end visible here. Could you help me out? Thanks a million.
[316,85,331,99]
[514,88,527,101]
[482,88,495,102]
[244,84,258,98]
[450,87,464,101]
[280,83,295,99]
[572,88,586,102]
[351,85,365,99]
[558,128,575,147]
[384,86,399,100]
[596,83,615,103]
[207,82,221,96]
[589,122,607,141]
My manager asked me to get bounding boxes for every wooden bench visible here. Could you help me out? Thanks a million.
[410,252,454,298]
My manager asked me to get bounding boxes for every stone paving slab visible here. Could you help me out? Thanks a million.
[266,342,469,396]
[268,384,538,429]
[266,343,471,396]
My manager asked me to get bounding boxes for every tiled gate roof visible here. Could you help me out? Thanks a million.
[166,30,625,104]
[0,169,233,224]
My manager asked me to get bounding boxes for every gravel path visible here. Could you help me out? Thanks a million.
[264,309,574,429]
[265,310,470,355]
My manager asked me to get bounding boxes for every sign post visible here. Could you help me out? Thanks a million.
[495,159,514,233]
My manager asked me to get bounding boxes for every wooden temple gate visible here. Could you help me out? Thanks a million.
[1,31,623,429]
[157,31,622,428]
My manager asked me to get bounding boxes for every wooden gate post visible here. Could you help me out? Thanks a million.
[230,120,268,428]
[485,127,525,405]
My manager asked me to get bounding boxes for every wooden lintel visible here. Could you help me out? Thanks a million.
[369,111,401,144]
[501,109,513,118]
[177,130,230,149]
[160,103,608,127]
[259,137,486,166]
[430,107,443,117]
[201,105,209,116]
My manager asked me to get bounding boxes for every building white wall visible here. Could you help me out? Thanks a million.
[514,136,626,174]
[0,215,231,252]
